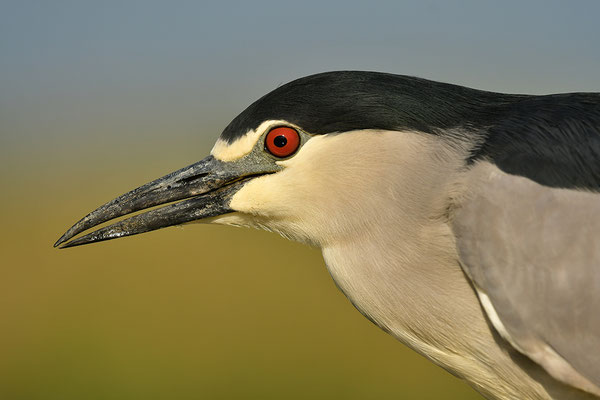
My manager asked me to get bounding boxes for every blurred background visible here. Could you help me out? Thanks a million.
[2,1,599,399]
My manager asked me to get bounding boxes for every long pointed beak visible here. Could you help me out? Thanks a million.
[55,155,266,248]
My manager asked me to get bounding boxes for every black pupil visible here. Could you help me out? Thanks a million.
[273,135,287,147]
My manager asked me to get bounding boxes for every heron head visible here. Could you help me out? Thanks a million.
[55,71,469,249]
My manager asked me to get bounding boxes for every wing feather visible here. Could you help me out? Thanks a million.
[452,163,600,395]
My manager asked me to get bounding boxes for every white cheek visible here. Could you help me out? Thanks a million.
[229,173,298,217]
[228,135,336,218]
[206,213,255,228]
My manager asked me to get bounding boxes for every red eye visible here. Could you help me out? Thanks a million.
[265,127,300,157]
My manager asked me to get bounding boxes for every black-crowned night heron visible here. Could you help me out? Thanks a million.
[55,71,600,400]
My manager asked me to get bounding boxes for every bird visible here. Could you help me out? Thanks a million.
[55,71,600,400]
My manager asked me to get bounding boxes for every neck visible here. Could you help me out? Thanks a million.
[321,216,485,367]
[319,168,597,400]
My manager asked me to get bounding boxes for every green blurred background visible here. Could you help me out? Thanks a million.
[2,1,599,399]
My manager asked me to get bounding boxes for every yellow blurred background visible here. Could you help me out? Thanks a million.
[2,1,599,399]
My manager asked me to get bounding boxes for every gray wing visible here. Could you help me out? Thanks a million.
[452,163,600,395]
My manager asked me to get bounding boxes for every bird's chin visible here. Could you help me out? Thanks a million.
[200,212,254,228]
[206,212,317,246]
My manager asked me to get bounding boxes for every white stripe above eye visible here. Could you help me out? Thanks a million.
[211,120,297,161]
